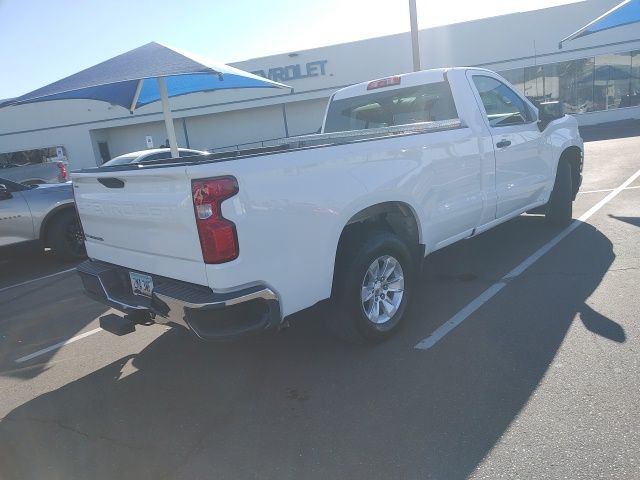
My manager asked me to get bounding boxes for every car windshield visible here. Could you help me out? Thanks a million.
[101,154,140,167]
[102,150,204,167]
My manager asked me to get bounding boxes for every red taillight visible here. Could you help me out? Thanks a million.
[367,76,401,90]
[191,176,239,264]
[57,161,68,181]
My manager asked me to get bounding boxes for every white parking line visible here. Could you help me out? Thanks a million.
[578,185,640,194]
[0,267,77,294]
[15,327,103,364]
[416,167,640,351]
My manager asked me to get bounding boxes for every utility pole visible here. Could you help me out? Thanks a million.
[409,0,421,71]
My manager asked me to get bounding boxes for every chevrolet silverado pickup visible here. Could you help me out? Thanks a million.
[72,68,583,343]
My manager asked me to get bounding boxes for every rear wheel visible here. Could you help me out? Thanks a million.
[545,160,573,227]
[330,231,414,343]
[47,210,86,261]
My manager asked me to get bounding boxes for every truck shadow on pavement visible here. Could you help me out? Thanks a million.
[608,214,640,228]
[0,246,80,289]
[0,250,105,379]
[0,220,621,480]
[579,119,640,142]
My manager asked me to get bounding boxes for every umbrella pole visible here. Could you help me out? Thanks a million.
[158,77,179,158]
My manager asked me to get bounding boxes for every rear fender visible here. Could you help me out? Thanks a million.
[327,195,425,285]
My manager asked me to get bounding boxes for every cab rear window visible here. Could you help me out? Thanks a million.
[324,81,458,133]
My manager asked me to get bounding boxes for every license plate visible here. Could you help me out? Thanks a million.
[129,272,153,297]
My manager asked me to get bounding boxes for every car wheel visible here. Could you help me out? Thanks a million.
[330,230,414,343]
[545,159,573,227]
[48,210,86,261]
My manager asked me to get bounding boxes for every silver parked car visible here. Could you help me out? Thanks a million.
[0,161,69,185]
[0,177,85,260]
[102,148,207,166]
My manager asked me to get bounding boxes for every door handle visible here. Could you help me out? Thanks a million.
[496,140,511,148]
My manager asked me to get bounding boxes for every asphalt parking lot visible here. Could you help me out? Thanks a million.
[1,129,639,479]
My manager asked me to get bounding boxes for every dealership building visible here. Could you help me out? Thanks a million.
[1,0,639,171]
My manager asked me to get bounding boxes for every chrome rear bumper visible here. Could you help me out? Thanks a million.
[77,260,281,340]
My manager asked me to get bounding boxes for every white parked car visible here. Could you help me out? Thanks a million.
[102,148,208,166]
[72,68,583,343]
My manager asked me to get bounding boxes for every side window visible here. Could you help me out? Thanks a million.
[472,76,532,127]
[0,178,27,192]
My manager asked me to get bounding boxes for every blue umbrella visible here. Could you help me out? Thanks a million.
[3,42,291,157]
[559,0,640,48]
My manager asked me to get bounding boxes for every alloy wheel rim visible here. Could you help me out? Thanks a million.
[65,220,85,256]
[361,255,405,324]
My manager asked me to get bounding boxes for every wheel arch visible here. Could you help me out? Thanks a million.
[331,200,424,294]
[20,179,47,186]
[559,145,583,198]
[39,204,77,246]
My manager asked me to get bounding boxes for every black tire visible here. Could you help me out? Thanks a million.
[47,210,86,261]
[545,159,573,227]
[330,230,414,344]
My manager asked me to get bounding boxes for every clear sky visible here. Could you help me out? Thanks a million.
[0,0,582,99]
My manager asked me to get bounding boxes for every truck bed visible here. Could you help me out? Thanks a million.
[76,119,463,174]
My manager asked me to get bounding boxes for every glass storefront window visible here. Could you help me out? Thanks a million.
[524,66,545,103]
[627,51,640,107]
[553,61,574,113]
[542,63,560,105]
[575,57,595,113]
[500,68,525,93]
[497,50,640,114]
[594,52,631,110]
[0,146,66,167]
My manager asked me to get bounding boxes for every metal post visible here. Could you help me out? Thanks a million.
[409,0,421,72]
[158,77,179,158]
[182,117,191,148]
[281,104,290,137]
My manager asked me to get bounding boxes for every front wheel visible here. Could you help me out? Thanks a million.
[330,231,414,343]
[545,160,573,227]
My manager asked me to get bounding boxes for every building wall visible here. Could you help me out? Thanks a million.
[1,0,639,170]
[0,124,96,169]
[183,104,288,151]
[90,120,188,159]
[284,98,328,136]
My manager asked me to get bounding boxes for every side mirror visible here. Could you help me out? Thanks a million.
[0,184,12,200]
[537,101,564,131]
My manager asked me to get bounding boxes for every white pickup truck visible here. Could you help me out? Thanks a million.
[73,68,583,343]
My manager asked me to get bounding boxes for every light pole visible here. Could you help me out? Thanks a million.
[409,0,421,71]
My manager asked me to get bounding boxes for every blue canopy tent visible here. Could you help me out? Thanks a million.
[3,42,291,158]
[559,0,640,49]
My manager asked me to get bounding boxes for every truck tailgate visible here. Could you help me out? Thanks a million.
[72,167,208,286]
